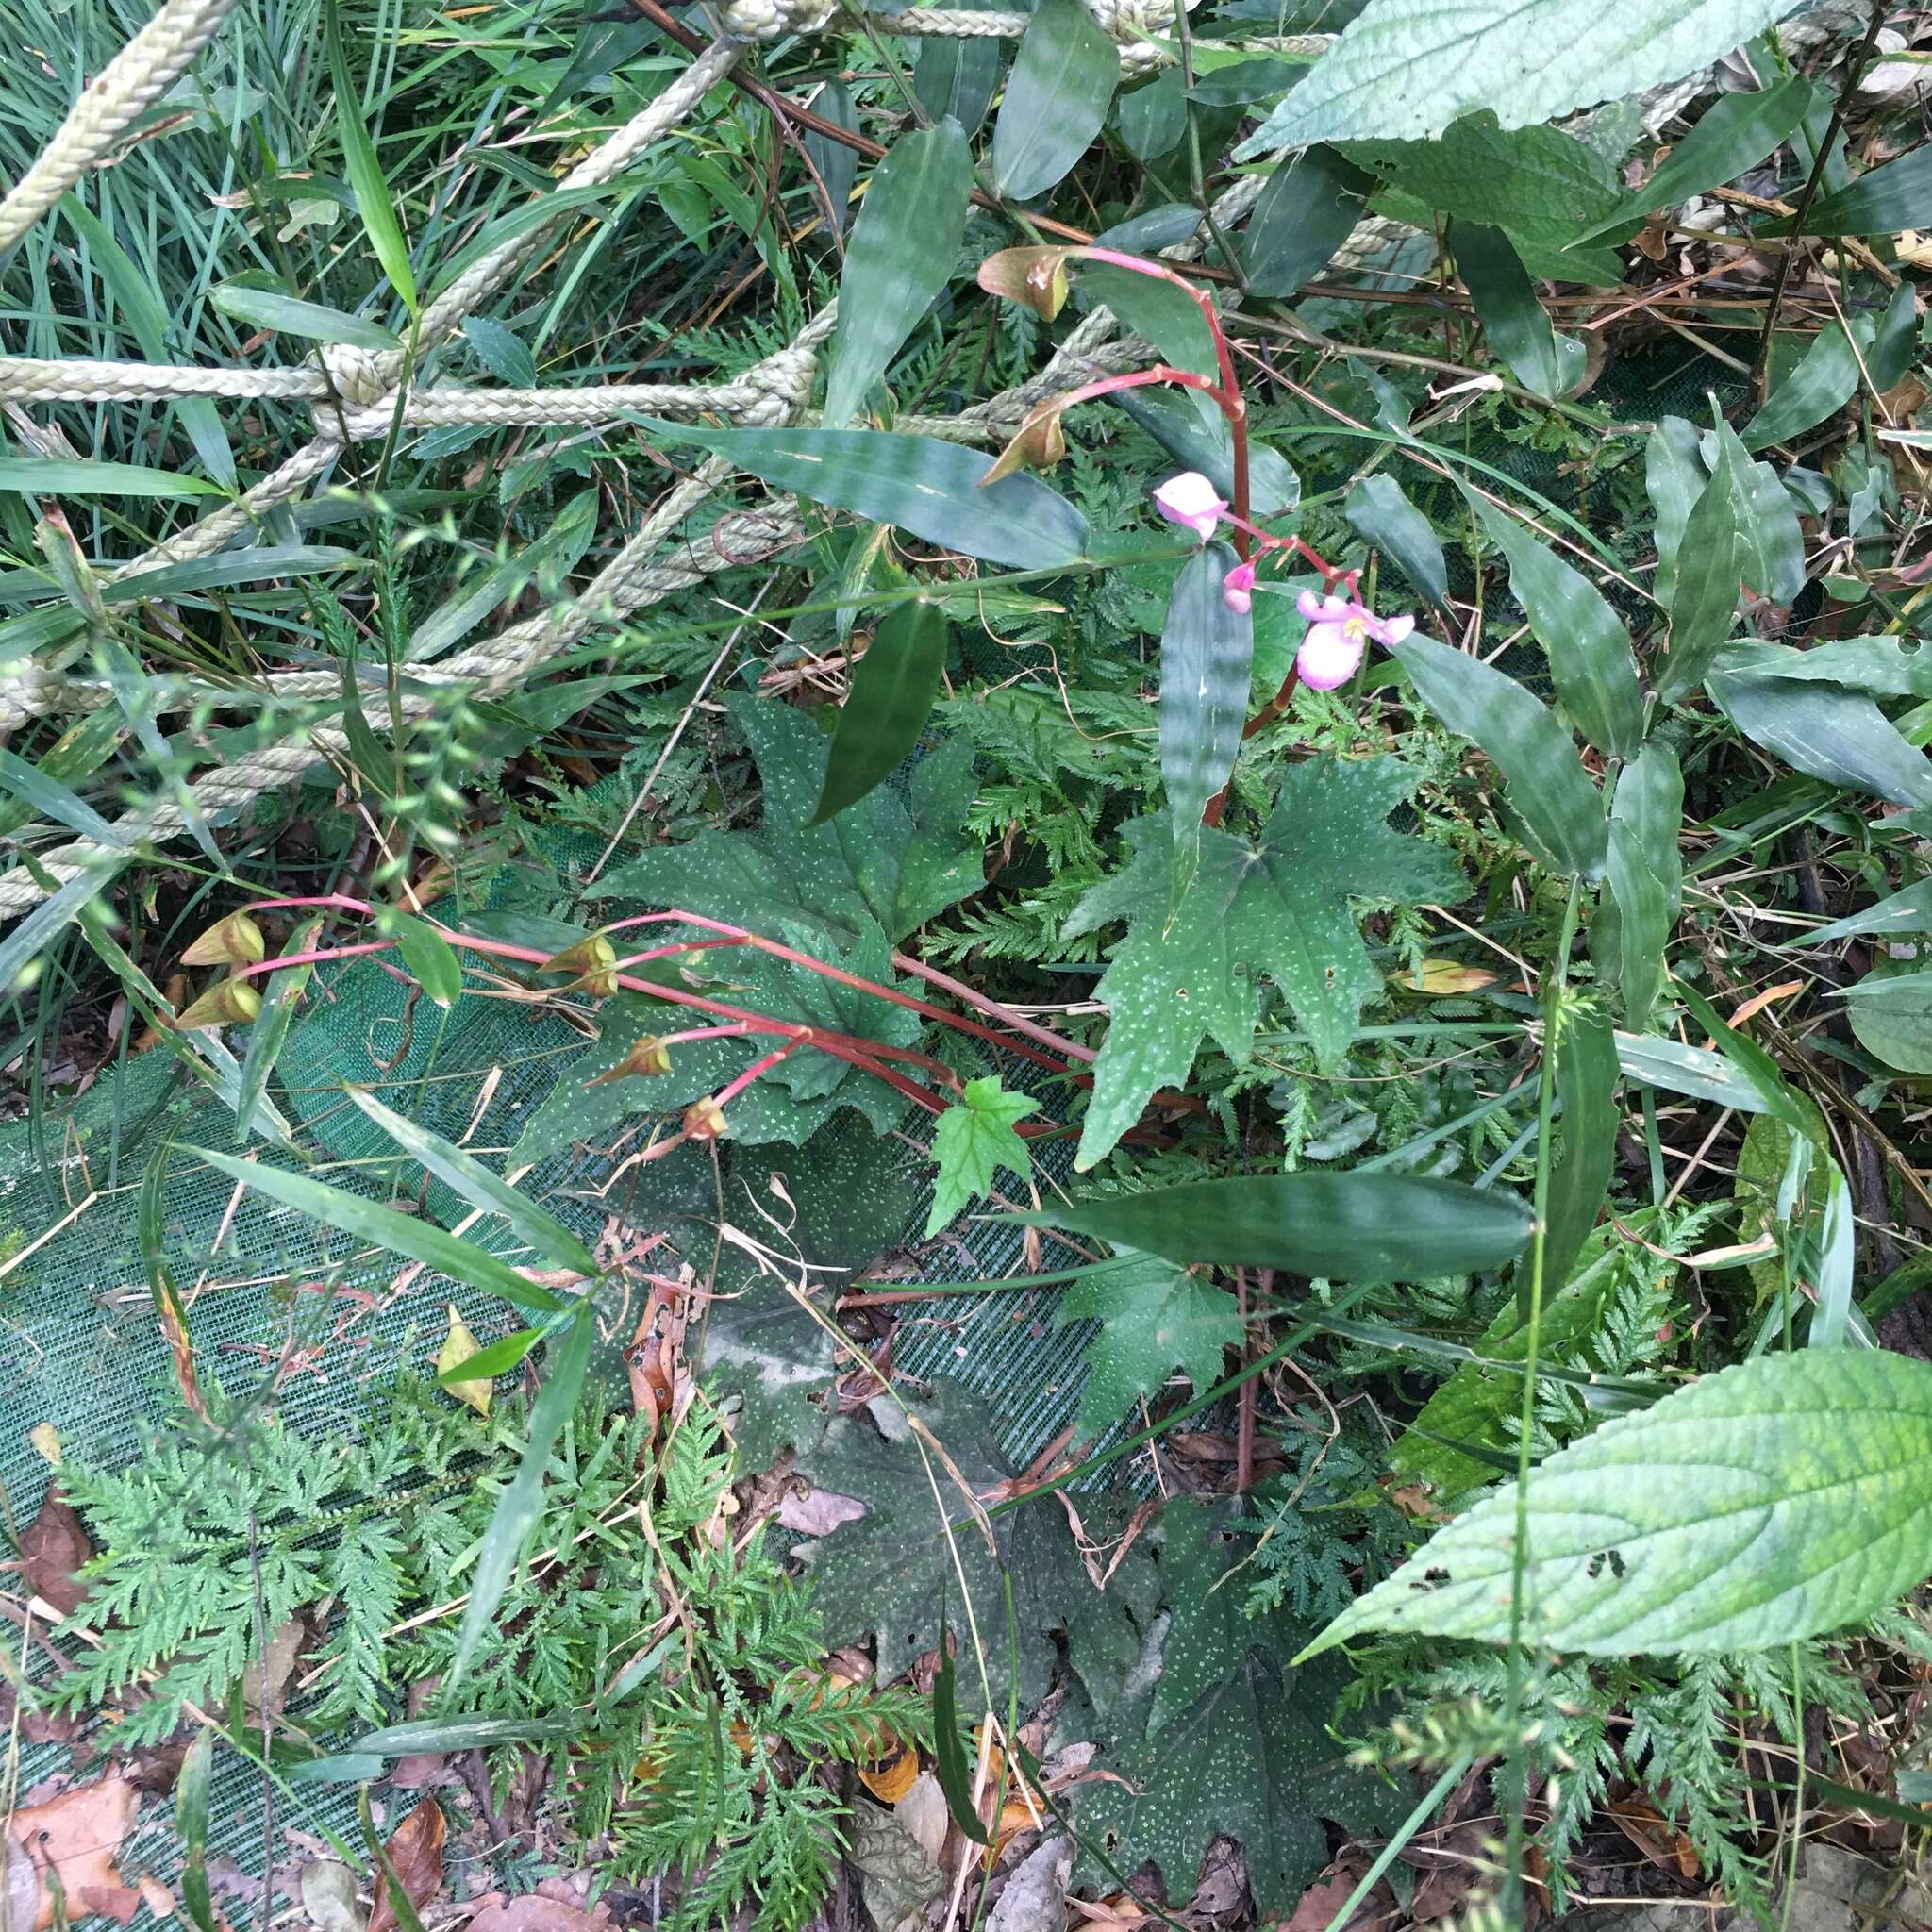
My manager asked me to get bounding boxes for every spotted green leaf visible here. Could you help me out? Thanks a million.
[1064,757,1468,1167]
[925,1076,1035,1236]
[1057,1253,1241,1437]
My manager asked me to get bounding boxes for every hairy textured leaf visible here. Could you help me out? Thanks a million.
[925,1076,1035,1236]
[1064,757,1467,1166]
[1241,146,1374,295]
[824,122,973,427]
[1345,474,1448,611]
[1032,1171,1535,1279]
[991,0,1119,199]
[812,601,950,824]
[1393,635,1607,879]
[1306,1350,1932,1657]
[1236,0,1791,148]
[1160,541,1252,865]
[1453,222,1584,400]
[653,424,1089,569]
[597,695,982,943]
[1476,501,1642,758]
[1057,1252,1241,1436]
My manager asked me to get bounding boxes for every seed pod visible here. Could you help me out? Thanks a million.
[541,934,619,997]
[682,1095,729,1142]
[175,978,263,1031]
[586,1035,674,1085]
[182,911,266,967]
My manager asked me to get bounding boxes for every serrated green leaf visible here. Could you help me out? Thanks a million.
[1305,1351,1932,1657]
[650,424,1089,570]
[1057,1252,1241,1436]
[825,121,973,427]
[812,602,949,824]
[925,1076,1035,1237]
[461,317,534,387]
[1235,0,1791,148]
[1475,500,1642,758]
[1030,1171,1535,1279]
[1392,634,1607,879]
[991,0,1119,200]
[1064,757,1467,1166]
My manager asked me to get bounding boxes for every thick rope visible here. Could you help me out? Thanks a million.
[0,0,242,258]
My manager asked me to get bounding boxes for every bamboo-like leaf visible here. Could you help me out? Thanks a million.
[824,121,973,427]
[191,1149,571,1313]
[1542,1000,1619,1298]
[0,742,121,844]
[1452,222,1584,400]
[344,1088,599,1276]
[175,1733,218,1932]
[1159,542,1251,869]
[1798,143,1932,236]
[804,80,862,225]
[1644,414,1704,608]
[1113,390,1300,516]
[914,16,1001,138]
[1392,634,1607,879]
[931,1619,991,1843]
[1656,425,1744,702]
[1474,501,1642,758]
[1807,876,1932,944]
[211,282,401,351]
[325,0,418,313]
[1241,145,1376,295]
[1026,1172,1535,1279]
[1345,474,1448,611]
[1745,318,1869,450]
[375,908,465,1008]
[654,423,1090,569]
[0,458,222,501]
[1707,666,1932,808]
[236,915,321,1149]
[1302,1350,1932,1657]
[448,1307,595,1684]
[811,600,950,824]
[991,0,1119,200]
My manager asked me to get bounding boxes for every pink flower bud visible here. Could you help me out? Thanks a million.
[1151,471,1226,541]
[1222,559,1256,615]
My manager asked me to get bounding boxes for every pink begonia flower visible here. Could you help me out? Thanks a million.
[1151,471,1226,541]
[1294,589,1416,691]
[1222,559,1256,614]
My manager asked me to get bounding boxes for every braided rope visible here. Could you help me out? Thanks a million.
[0,0,242,257]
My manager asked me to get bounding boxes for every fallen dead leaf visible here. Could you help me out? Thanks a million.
[298,1859,360,1932]
[436,1307,493,1418]
[6,1835,38,1932]
[857,1740,919,1806]
[243,1617,306,1719]
[365,1798,444,1932]
[7,1774,140,1931]
[18,1485,92,1617]
[135,1876,176,1921]
[466,1899,608,1932]
[894,1772,948,1867]
[774,1481,867,1538]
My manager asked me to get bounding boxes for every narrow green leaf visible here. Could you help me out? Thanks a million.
[825,121,973,427]
[0,741,121,844]
[1302,1350,1932,1658]
[913,17,1000,139]
[1868,279,1920,392]
[932,1621,991,1843]
[805,80,862,225]
[343,1088,599,1276]
[1453,221,1584,400]
[1344,474,1448,612]
[1656,425,1743,701]
[1475,500,1642,758]
[1707,665,1932,808]
[1808,1163,1856,1349]
[1241,145,1376,295]
[211,282,401,351]
[811,600,950,824]
[0,711,123,843]
[191,1148,571,1313]
[175,1733,218,1932]
[1581,73,1813,239]
[109,546,364,603]
[1113,390,1300,516]
[1077,261,1219,381]
[1799,142,1932,235]
[651,423,1090,570]
[325,0,418,313]
[1613,1030,1774,1112]
[991,0,1119,200]
[1543,1001,1619,1296]
[347,1717,564,1757]
[1644,415,1704,608]
[435,1325,541,1384]
[449,1307,595,1684]
[375,907,465,1008]
[1806,876,1932,944]
[1159,542,1252,862]
[0,857,129,995]
[0,459,221,501]
[1744,318,1869,450]
[1392,634,1607,879]
[1025,1172,1535,1279]
[237,915,321,1148]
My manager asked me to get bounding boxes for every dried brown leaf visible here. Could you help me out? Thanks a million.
[365,1798,444,1932]
[7,1774,139,1931]
[18,1485,92,1617]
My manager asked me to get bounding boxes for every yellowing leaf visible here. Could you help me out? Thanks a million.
[437,1304,493,1416]
[1402,958,1500,994]
[858,1740,920,1804]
